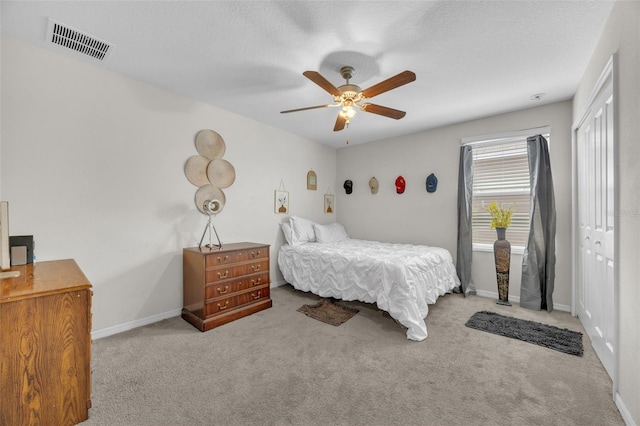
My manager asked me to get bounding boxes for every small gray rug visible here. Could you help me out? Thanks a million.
[465,310,584,356]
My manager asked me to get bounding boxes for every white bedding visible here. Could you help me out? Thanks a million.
[278,239,460,341]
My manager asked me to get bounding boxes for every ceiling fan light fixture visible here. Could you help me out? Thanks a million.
[341,105,357,119]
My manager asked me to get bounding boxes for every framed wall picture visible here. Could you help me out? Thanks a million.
[307,170,317,190]
[275,190,289,214]
[324,194,334,214]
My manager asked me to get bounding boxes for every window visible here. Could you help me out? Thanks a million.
[462,127,550,251]
[472,141,530,248]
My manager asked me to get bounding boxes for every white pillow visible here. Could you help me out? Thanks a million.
[280,222,293,245]
[313,223,349,243]
[290,216,317,244]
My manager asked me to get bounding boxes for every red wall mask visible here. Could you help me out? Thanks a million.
[395,175,406,194]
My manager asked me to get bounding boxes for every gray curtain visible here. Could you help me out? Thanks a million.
[520,135,556,311]
[456,145,475,296]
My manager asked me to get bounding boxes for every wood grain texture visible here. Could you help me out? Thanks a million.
[0,260,91,425]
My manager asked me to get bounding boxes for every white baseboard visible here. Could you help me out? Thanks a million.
[474,289,571,312]
[92,308,182,340]
[93,281,289,340]
[615,392,636,426]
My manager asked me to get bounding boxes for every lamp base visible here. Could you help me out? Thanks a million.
[199,216,222,249]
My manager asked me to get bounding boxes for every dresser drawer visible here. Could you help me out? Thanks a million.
[205,260,269,283]
[205,287,270,316]
[205,247,268,267]
[205,250,247,267]
[205,273,269,299]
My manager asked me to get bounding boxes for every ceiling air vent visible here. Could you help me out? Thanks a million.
[46,19,113,61]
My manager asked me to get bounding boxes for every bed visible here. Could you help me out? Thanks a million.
[277,217,461,341]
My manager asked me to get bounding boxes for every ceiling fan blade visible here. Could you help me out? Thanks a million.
[333,114,347,131]
[303,71,342,97]
[361,103,407,119]
[280,104,333,114]
[361,71,416,99]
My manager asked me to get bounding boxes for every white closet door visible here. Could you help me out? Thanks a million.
[576,74,615,379]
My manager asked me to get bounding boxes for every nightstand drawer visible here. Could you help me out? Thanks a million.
[205,260,269,283]
[205,250,247,267]
[204,247,268,267]
[205,287,270,316]
[247,247,268,260]
[205,273,270,299]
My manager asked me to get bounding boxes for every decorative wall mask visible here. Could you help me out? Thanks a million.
[426,173,438,193]
[343,180,353,194]
[395,176,406,194]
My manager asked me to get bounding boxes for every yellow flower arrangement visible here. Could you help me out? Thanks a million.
[486,201,513,229]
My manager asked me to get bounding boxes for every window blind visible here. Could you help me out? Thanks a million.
[472,141,531,247]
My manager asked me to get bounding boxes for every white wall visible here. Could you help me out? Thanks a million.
[336,101,573,307]
[573,1,640,424]
[0,35,336,332]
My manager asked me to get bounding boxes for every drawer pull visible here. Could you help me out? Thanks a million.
[251,278,261,286]
[217,255,229,263]
[217,301,230,310]
[251,264,261,272]
[251,291,262,300]
[217,285,229,295]
[251,251,261,258]
[217,270,229,279]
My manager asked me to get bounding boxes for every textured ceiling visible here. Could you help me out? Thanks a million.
[1,1,615,148]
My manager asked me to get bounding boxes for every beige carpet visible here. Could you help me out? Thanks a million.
[79,285,623,426]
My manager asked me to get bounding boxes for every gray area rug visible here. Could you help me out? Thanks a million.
[297,298,359,326]
[465,310,584,356]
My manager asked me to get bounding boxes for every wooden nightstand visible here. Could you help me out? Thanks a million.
[182,242,272,331]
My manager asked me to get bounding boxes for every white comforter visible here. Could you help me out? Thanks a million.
[278,239,460,341]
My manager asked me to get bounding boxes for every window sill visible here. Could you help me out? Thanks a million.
[473,243,525,255]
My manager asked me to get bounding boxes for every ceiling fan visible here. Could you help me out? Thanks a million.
[281,66,416,131]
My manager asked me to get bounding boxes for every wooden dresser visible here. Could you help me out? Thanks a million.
[0,259,92,426]
[182,242,272,331]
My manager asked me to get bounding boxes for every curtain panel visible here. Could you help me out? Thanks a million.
[456,145,475,296]
[520,135,557,311]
